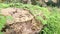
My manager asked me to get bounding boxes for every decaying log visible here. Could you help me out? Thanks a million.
[1,8,43,34]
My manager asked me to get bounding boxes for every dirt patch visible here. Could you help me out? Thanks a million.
[0,8,43,34]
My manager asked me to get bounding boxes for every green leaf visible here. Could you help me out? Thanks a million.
[6,16,13,20]
[0,32,3,34]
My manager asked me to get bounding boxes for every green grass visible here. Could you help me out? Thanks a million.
[0,3,60,34]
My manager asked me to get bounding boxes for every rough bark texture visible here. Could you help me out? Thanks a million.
[1,8,43,34]
[38,0,60,7]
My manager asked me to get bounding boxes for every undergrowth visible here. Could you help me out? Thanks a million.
[0,3,60,34]
[0,14,6,34]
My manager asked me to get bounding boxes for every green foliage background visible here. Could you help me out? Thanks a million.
[0,3,60,34]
